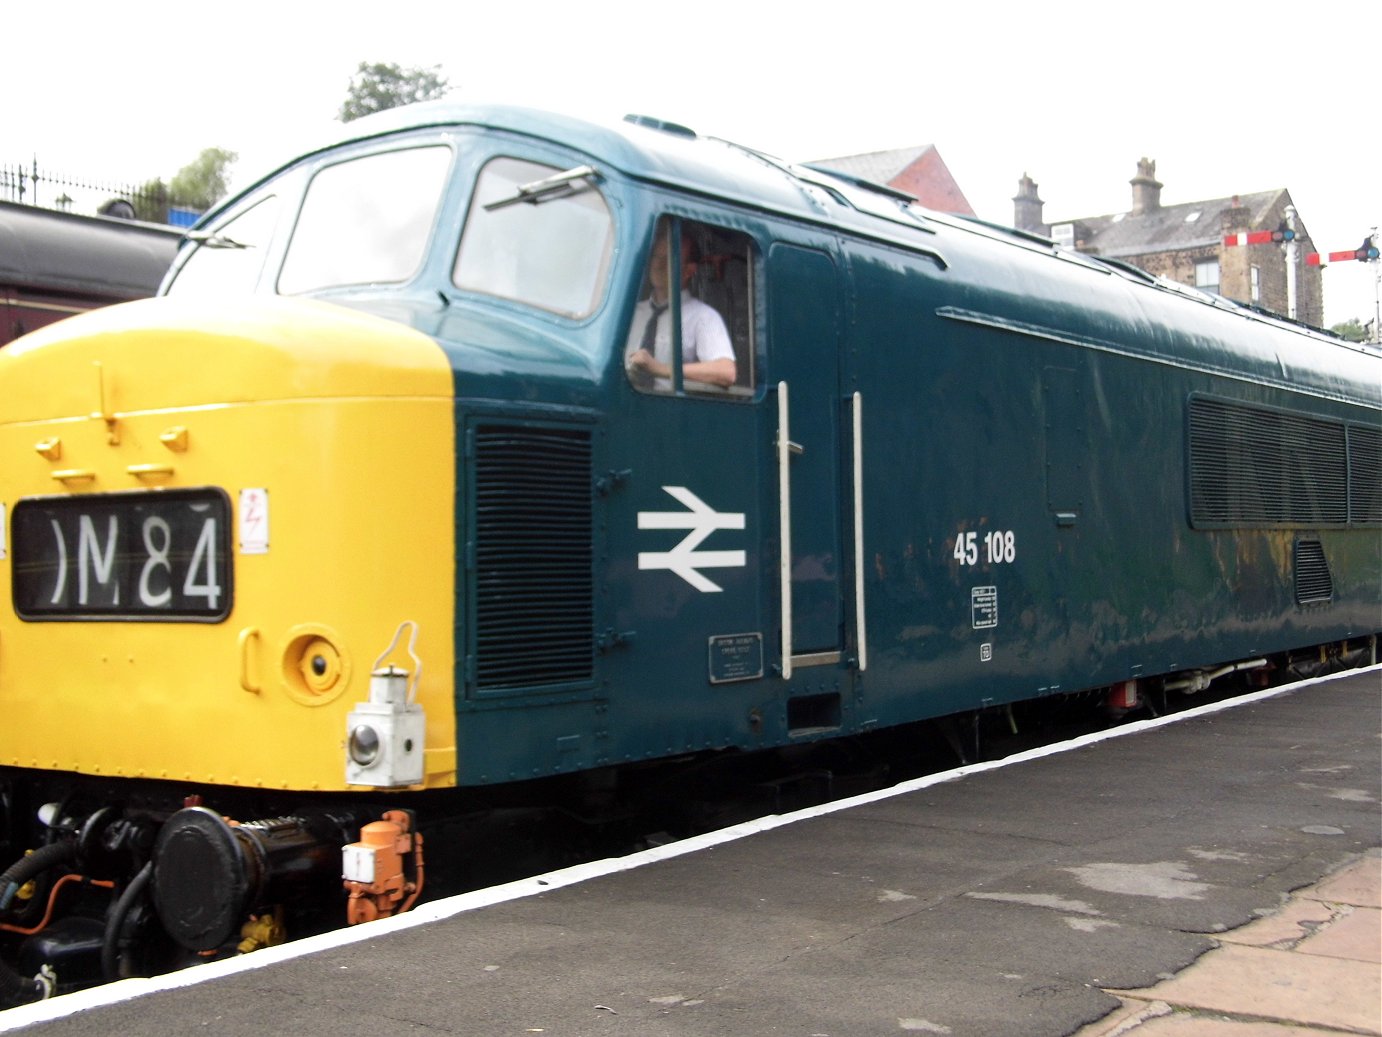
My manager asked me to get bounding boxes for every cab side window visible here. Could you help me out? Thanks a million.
[625,217,756,397]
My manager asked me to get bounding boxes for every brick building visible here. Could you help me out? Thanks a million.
[813,145,975,215]
[1013,159,1323,328]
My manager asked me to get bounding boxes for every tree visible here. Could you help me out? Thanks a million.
[169,148,238,212]
[131,178,169,224]
[1329,318,1368,343]
[124,148,236,224]
[339,62,449,122]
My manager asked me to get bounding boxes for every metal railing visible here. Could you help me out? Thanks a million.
[0,159,176,223]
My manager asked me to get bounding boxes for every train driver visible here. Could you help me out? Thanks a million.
[625,227,736,391]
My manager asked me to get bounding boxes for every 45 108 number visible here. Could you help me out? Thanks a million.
[952,529,1016,567]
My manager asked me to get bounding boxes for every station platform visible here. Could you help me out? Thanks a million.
[2,666,1378,1037]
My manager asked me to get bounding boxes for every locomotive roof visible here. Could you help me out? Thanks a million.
[222,102,1372,377]
[287,105,1334,324]
[315,100,848,210]
[234,100,955,254]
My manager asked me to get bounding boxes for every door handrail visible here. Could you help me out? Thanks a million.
[852,391,868,672]
[777,380,793,679]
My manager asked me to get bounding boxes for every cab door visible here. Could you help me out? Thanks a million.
[769,242,852,681]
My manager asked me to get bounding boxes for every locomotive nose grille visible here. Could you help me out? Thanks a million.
[469,423,594,691]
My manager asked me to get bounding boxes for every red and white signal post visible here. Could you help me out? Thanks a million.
[1222,205,1300,320]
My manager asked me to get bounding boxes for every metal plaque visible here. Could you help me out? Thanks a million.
[971,585,998,630]
[708,632,764,684]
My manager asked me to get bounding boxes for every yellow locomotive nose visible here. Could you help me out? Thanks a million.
[0,295,458,792]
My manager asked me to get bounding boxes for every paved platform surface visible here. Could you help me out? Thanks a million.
[3,667,1379,1037]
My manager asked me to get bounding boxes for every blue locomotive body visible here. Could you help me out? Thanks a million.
[244,103,1372,784]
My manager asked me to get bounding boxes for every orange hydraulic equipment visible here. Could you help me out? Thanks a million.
[342,810,424,925]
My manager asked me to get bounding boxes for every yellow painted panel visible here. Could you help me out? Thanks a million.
[0,295,451,423]
[0,297,458,791]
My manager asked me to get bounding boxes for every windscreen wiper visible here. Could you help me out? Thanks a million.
[183,229,250,249]
[483,165,601,211]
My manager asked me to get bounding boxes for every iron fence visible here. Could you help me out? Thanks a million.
[0,159,174,223]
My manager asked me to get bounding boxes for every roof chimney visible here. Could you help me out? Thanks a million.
[1012,173,1045,234]
[1221,195,1250,235]
[1130,157,1162,215]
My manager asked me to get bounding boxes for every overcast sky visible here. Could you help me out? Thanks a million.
[4,0,1378,327]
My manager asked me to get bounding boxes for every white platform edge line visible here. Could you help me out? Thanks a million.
[2,663,1377,1031]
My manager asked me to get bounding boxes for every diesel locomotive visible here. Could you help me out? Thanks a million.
[0,102,1377,1000]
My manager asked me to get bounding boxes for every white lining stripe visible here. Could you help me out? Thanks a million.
[852,391,867,671]
[777,380,792,680]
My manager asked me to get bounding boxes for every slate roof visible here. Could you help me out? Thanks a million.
[1053,189,1289,259]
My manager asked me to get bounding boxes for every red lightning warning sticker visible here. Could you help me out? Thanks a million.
[238,488,270,555]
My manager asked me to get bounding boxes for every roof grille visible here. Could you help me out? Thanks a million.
[1348,425,1382,525]
[1188,396,1349,527]
[471,424,593,692]
[1293,537,1333,605]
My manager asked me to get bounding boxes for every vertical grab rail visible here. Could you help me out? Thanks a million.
[852,391,867,672]
[777,381,793,680]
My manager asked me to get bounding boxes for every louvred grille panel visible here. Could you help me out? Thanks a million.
[1293,537,1333,605]
[471,425,593,691]
[1348,425,1381,525]
[1188,397,1349,527]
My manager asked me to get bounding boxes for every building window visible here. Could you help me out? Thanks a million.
[1251,265,1260,302]
[1195,259,1220,294]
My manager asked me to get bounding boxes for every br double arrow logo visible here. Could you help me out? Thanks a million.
[637,486,746,593]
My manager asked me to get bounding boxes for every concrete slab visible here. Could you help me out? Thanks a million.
[1296,905,1381,962]
[1082,999,1350,1037]
[1305,852,1382,908]
[1117,943,1382,1035]
[1217,897,1338,949]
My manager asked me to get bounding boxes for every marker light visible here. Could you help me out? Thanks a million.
[348,725,381,766]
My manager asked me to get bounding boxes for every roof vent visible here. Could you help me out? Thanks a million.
[623,114,697,138]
